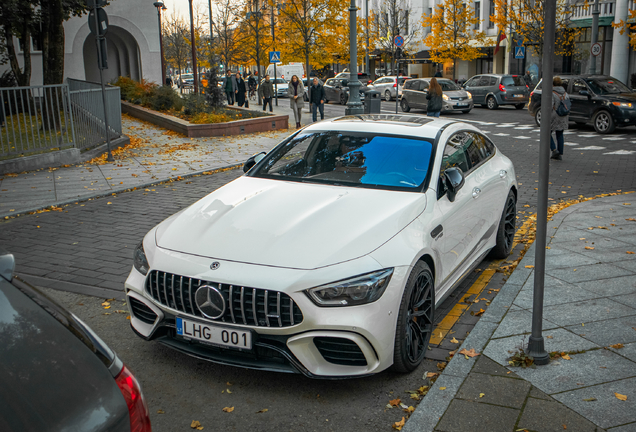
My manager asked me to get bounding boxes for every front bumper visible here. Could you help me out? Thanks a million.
[125,246,409,378]
[611,106,636,126]
[442,99,474,112]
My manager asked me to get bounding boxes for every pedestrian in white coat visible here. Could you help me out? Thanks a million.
[289,75,305,128]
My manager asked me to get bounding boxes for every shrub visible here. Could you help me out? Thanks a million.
[183,93,209,116]
[112,76,158,105]
[148,85,183,112]
[203,65,226,109]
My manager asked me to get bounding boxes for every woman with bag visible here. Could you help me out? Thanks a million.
[426,78,443,117]
[550,76,570,160]
[289,75,305,128]
[235,72,248,107]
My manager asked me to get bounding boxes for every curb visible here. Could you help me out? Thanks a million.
[1,162,244,220]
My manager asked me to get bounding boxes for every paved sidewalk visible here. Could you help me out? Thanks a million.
[0,115,289,218]
[406,194,636,432]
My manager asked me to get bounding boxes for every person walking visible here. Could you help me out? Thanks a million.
[550,76,570,161]
[289,75,305,128]
[524,71,533,88]
[258,75,274,112]
[426,77,443,118]
[235,72,248,108]
[223,71,236,105]
[434,70,442,78]
[309,77,325,122]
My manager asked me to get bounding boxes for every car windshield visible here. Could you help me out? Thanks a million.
[586,78,631,94]
[438,80,460,91]
[182,74,193,79]
[250,131,434,191]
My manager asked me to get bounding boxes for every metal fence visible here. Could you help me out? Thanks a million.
[0,79,121,159]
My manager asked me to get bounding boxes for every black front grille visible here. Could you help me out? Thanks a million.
[313,337,367,366]
[129,297,158,325]
[145,270,303,328]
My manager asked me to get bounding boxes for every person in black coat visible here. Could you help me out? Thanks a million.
[309,77,326,122]
[235,72,248,107]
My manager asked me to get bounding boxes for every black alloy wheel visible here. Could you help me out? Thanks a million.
[487,96,499,110]
[339,93,347,105]
[401,98,411,112]
[490,190,517,259]
[534,108,541,127]
[392,261,435,372]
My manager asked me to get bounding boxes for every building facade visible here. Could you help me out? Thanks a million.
[1,2,163,86]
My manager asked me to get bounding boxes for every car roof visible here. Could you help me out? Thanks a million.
[299,114,472,139]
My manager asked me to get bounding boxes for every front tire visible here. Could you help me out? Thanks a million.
[400,98,411,112]
[392,261,435,373]
[384,90,392,101]
[487,96,499,110]
[534,108,541,127]
[339,93,347,105]
[515,103,525,110]
[593,110,615,134]
[490,190,516,259]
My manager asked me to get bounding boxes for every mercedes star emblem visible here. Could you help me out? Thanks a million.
[195,285,226,319]
[210,261,220,270]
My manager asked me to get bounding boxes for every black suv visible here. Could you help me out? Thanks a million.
[528,74,636,134]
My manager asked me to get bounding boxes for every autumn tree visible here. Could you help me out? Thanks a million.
[211,0,244,71]
[370,0,419,74]
[491,0,580,77]
[163,13,191,78]
[238,0,272,78]
[324,7,366,67]
[422,0,486,80]
[612,9,636,49]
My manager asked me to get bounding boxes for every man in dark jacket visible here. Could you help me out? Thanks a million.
[223,71,236,105]
[258,75,274,112]
[309,78,326,122]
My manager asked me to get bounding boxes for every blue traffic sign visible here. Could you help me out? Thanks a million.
[394,35,404,47]
[514,46,526,59]
[269,51,281,63]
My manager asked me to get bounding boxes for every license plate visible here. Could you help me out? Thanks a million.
[456,103,468,107]
[176,317,252,350]
[515,94,524,98]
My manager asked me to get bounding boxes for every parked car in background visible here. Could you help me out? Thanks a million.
[302,78,324,101]
[0,248,152,432]
[324,77,366,105]
[463,74,529,109]
[334,72,373,85]
[528,74,636,134]
[400,78,474,114]
[262,77,289,98]
[369,76,411,101]
[178,73,194,88]
[125,115,517,378]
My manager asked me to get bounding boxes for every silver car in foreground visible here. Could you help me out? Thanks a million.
[401,78,474,114]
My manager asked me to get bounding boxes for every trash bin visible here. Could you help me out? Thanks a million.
[364,90,381,114]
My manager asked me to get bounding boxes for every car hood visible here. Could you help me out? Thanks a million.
[444,90,469,97]
[609,93,636,102]
[155,177,427,270]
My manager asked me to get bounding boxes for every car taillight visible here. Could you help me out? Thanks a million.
[530,91,534,98]
[393,83,397,87]
[499,84,505,92]
[116,365,152,432]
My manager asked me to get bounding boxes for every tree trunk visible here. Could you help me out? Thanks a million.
[5,24,31,87]
[453,58,457,81]
[42,0,65,85]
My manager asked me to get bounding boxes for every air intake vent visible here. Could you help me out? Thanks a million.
[129,297,158,325]
[313,337,367,366]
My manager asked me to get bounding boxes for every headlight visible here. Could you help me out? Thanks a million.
[612,101,633,108]
[305,268,394,307]
[133,242,149,275]
[466,91,472,99]
[442,94,450,101]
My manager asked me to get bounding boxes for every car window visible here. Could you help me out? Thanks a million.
[251,131,435,191]
[466,133,494,168]
[502,76,525,86]
[465,76,478,87]
[586,77,631,94]
[559,78,570,90]
[419,81,429,91]
[478,76,491,86]
[489,76,498,86]
[441,133,470,174]
[404,80,416,90]
[572,79,588,94]
[326,79,334,86]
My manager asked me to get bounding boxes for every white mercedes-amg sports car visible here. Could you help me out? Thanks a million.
[125,115,517,378]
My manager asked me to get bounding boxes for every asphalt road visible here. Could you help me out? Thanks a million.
[3,102,636,431]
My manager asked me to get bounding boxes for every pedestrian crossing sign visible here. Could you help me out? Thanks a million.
[514,46,526,59]
[269,51,281,64]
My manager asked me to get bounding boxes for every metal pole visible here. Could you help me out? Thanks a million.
[208,0,214,65]
[589,0,600,74]
[92,3,114,162]
[345,0,363,115]
[527,0,556,367]
[272,3,278,106]
[395,69,399,114]
[365,0,370,76]
[155,4,166,86]
[188,0,199,94]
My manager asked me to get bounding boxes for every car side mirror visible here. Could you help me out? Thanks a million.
[443,167,465,202]
[243,152,266,173]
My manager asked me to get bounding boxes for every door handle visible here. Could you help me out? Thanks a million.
[472,187,481,198]
[499,170,507,179]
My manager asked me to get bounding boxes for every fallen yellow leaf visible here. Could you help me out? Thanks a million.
[393,417,406,431]
[157,409,165,414]
[584,246,594,250]
[451,337,459,344]
[222,406,234,413]
[459,348,480,357]
[525,265,535,269]
[439,387,447,390]
[562,354,571,360]
[627,251,635,254]
[190,420,203,430]
[615,393,627,401]
[256,408,268,413]
[389,398,401,407]
[609,343,624,349]
[479,393,485,398]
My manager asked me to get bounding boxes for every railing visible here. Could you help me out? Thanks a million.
[571,0,616,19]
[67,79,121,150]
[0,79,121,159]
[0,84,75,159]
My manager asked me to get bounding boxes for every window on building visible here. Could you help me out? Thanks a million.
[474,2,481,30]
[488,0,495,28]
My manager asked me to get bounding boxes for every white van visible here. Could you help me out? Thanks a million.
[267,63,305,80]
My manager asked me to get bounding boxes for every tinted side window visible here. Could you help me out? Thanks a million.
[404,80,416,89]
[489,76,498,86]
[478,76,490,86]
[326,79,334,86]
[572,79,587,94]
[420,81,429,91]
[467,133,494,167]
[466,76,479,87]
[441,133,470,173]
[560,78,570,90]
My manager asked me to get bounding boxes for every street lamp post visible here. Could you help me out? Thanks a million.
[589,0,600,74]
[187,0,199,94]
[345,0,363,115]
[153,1,167,86]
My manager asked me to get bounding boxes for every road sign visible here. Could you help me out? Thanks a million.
[269,51,281,63]
[514,46,526,59]
[591,43,602,57]
[517,37,524,46]
[88,8,109,37]
[394,35,404,47]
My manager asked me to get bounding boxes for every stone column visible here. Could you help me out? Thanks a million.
[610,0,629,83]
